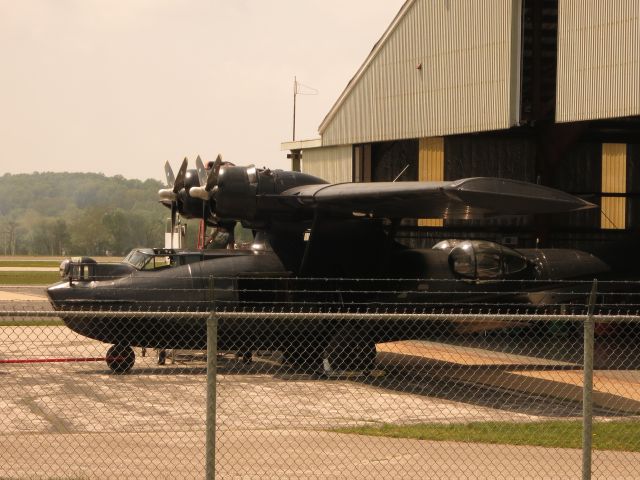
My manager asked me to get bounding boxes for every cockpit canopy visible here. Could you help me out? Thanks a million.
[446,240,529,280]
[122,248,206,270]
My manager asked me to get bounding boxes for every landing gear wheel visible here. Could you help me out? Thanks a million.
[238,351,252,363]
[157,349,166,365]
[106,344,135,374]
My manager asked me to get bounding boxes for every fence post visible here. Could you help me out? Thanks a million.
[582,278,597,480]
[205,276,218,480]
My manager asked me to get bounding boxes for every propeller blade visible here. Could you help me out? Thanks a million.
[164,161,175,188]
[174,157,188,192]
[195,155,207,187]
[205,154,223,191]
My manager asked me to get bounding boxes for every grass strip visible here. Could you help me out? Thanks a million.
[0,260,60,267]
[0,271,60,285]
[333,420,640,452]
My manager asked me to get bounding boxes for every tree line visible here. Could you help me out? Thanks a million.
[0,172,169,257]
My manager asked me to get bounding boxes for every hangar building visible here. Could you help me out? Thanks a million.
[282,0,640,267]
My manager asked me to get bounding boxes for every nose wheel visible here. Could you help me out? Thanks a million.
[106,344,135,373]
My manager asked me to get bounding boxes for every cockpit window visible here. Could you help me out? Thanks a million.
[432,239,463,251]
[123,250,152,270]
[123,250,178,270]
[503,250,528,275]
[449,243,475,278]
[476,251,502,279]
[449,241,529,280]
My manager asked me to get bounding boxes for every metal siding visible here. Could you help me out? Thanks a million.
[557,0,640,122]
[601,143,627,229]
[300,146,352,183]
[320,0,521,146]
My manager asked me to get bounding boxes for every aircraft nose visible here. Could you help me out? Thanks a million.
[46,282,72,310]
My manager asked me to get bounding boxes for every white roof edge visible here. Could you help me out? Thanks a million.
[317,0,417,135]
[280,138,322,151]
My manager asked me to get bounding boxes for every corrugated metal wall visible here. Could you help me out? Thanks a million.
[556,0,640,122]
[300,145,352,183]
[319,0,522,146]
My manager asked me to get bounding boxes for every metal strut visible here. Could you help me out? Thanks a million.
[299,210,320,275]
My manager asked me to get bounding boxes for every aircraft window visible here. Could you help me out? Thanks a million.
[473,242,502,279]
[449,244,475,278]
[141,256,173,270]
[503,251,528,275]
[142,258,156,270]
[71,265,81,279]
[70,264,90,280]
[432,239,463,251]
[476,252,502,279]
[449,241,529,280]
[123,251,152,270]
[154,257,171,268]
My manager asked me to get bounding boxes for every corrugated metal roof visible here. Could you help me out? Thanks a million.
[319,0,522,147]
[280,138,322,151]
[318,0,417,134]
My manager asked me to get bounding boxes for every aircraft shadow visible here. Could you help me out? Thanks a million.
[215,351,635,419]
[73,346,638,419]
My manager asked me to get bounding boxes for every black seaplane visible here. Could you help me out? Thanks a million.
[47,157,607,373]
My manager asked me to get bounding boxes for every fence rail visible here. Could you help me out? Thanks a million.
[4,309,640,322]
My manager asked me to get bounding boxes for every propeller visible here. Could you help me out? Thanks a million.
[195,155,207,188]
[193,154,227,248]
[190,154,223,200]
[158,157,188,249]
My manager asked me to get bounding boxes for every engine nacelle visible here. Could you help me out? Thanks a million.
[216,166,327,224]
[216,166,260,220]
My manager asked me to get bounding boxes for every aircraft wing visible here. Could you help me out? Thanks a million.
[273,177,594,219]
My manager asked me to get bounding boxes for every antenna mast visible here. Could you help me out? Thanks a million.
[292,76,297,141]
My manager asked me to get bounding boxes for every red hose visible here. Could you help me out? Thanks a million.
[0,357,105,364]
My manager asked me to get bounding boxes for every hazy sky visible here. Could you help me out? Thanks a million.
[1,1,405,182]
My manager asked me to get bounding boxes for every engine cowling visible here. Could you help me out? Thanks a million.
[215,166,327,225]
[216,166,260,220]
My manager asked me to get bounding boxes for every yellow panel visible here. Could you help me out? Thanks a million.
[601,143,626,229]
[601,198,625,229]
[419,137,444,227]
[601,143,626,193]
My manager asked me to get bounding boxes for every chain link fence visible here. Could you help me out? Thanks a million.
[1,278,640,479]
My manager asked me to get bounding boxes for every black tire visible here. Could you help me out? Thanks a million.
[106,344,135,374]
[157,349,166,365]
